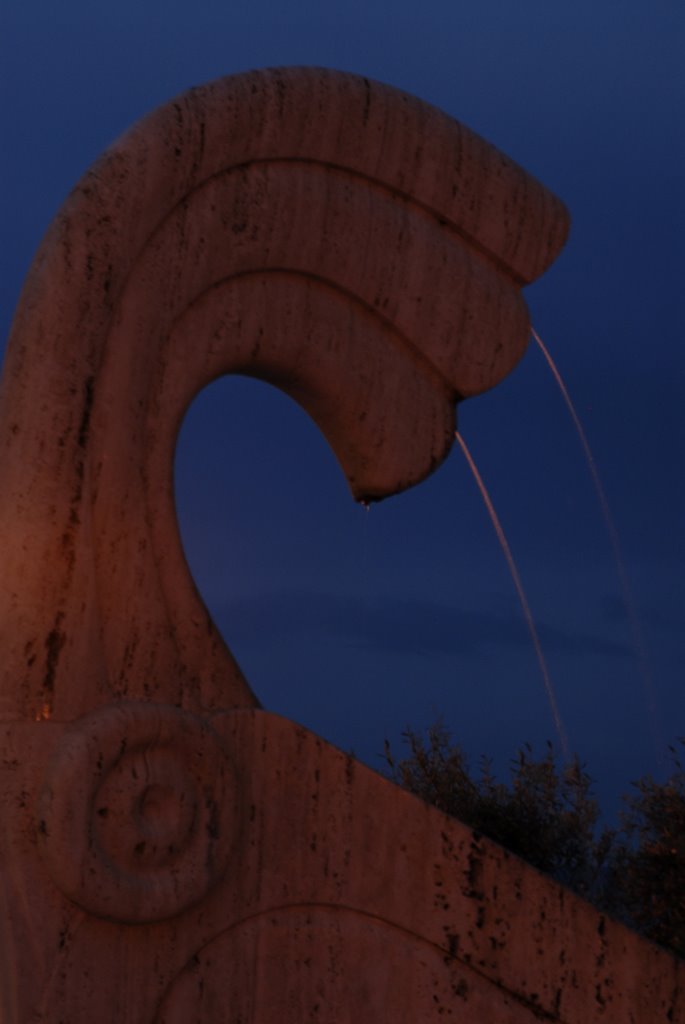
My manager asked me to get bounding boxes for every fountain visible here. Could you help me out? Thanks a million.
[0,67,679,1021]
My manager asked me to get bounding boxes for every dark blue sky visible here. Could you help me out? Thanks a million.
[2,2,683,818]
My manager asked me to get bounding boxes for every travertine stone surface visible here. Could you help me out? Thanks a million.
[3,67,677,1024]
[2,709,682,1021]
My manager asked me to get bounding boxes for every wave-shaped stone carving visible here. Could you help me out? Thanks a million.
[6,70,661,1024]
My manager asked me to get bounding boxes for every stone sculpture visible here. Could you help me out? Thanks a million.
[1,68,680,1022]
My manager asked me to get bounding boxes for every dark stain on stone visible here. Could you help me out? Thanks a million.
[275,75,286,115]
[63,375,95,532]
[206,800,220,841]
[44,612,66,693]
[440,830,456,859]
[362,77,371,125]
[24,638,36,668]
[510,993,558,1022]
[198,119,206,161]
[453,978,469,1000]
[465,841,484,899]
[77,376,95,450]
[345,754,355,787]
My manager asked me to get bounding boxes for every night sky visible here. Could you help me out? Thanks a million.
[2,2,683,820]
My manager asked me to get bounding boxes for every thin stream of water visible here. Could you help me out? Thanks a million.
[455,430,570,761]
[358,500,371,597]
[531,328,663,759]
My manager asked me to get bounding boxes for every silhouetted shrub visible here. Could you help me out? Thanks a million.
[614,745,685,957]
[384,723,684,958]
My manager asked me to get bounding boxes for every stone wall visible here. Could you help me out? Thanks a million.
[1,707,681,1020]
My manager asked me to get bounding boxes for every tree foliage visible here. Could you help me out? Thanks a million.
[615,745,685,956]
[384,723,684,958]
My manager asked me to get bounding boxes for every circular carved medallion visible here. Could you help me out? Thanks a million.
[38,701,236,923]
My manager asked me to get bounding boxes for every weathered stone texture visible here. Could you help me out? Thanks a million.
[1,709,682,1021]
[2,68,679,1022]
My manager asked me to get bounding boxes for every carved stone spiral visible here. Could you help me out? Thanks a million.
[38,702,236,923]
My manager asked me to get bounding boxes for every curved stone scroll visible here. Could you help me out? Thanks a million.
[0,66,568,725]
[38,701,236,923]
